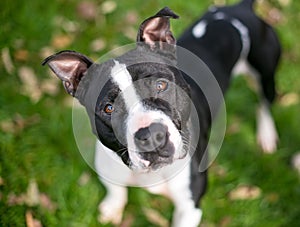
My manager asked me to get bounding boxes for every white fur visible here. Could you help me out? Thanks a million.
[167,162,203,227]
[231,18,250,57]
[111,60,140,109]
[98,181,128,225]
[192,21,207,38]
[95,139,201,226]
[257,101,278,153]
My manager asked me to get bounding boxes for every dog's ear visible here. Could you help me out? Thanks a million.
[137,7,179,50]
[42,50,93,96]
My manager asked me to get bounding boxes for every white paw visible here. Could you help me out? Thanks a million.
[172,208,202,227]
[257,127,278,153]
[98,199,125,225]
[257,104,278,153]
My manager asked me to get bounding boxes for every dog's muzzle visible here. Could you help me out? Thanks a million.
[134,123,174,160]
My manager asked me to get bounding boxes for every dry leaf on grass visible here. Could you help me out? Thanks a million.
[77,1,98,21]
[14,49,29,62]
[143,207,169,227]
[18,66,42,103]
[125,11,139,25]
[101,1,117,14]
[2,47,15,74]
[7,179,57,213]
[78,172,91,186]
[51,34,73,49]
[0,114,40,135]
[229,185,261,200]
[39,193,57,212]
[279,93,299,106]
[90,39,106,52]
[26,210,43,227]
[292,152,300,174]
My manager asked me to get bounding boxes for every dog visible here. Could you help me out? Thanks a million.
[42,0,281,226]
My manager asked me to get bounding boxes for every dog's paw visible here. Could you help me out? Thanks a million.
[257,103,278,153]
[257,118,278,153]
[172,208,202,227]
[98,199,125,225]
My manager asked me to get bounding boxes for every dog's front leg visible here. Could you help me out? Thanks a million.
[98,180,128,225]
[168,166,202,227]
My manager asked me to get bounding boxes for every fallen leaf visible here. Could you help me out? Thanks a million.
[292,152,300,174]
[90,39,106,52]
[268,7,284,25]
[257,1,285,25]
[7,193,26,206]
[14,49,29,62]
[7,179,57,212]
[18,66,42,103]
[229,185,261,200]
[78,172,91,186]
[77,1,98,21]
[51,34,73,49]
[0,114,40,135]
[25,210,43,227]
[101,1,117,14]
[1,47,15,74]
[125,10,139,25]
[39,193,57,212]
[143,207,169,227]
[279,93,299,106]
[25,179,40,207]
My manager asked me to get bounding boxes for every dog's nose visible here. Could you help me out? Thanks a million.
[134,123,168,153]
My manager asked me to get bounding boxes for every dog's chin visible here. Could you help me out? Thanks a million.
[129,150,188,173]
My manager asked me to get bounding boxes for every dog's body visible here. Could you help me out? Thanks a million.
[43,0,281,226]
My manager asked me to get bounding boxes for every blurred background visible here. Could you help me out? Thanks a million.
[1,0,300,226]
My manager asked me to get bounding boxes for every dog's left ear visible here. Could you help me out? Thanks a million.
[42,50,93,96]
[137,7,179,50]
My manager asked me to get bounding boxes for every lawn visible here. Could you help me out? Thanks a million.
[1,0,300,226]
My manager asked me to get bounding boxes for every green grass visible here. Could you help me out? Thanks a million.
[1,0,300,226]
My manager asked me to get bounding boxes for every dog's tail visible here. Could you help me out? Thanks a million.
[240,0,255,9]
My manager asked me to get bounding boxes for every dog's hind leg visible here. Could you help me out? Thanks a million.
[247,25,281,153]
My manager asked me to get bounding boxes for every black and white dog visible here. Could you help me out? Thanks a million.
[43,0,281,226]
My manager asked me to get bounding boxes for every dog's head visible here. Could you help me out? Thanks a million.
[43,7,193,172]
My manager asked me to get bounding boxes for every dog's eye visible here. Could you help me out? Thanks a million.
[156,80,168,93]
[104,104,114,114]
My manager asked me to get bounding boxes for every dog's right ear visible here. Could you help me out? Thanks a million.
[137,7,179,50]
[42,50,93,96]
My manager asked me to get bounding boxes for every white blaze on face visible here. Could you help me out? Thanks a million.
[111,60,140,108]
[110,60,183,170]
